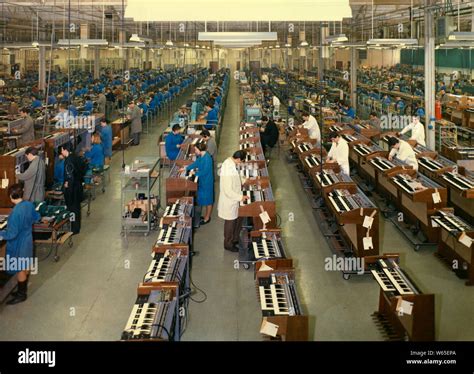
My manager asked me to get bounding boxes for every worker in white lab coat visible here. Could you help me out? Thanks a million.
[299,112,321,143]
[217,150,249,252]
[388,137,419,171]
[326,131,350,176]
[398,115,426,146]
[272,95,280,114]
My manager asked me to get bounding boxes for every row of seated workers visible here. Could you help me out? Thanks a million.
[165,71,231,160]
[0,68,208,124]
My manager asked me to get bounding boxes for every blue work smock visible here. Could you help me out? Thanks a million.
[85,143,105,169]
[165,132,184,161]
[186,151,214,206]
[0,200,40,274]
[99,125,113,158]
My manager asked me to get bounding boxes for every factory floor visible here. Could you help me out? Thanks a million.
[0,80,473,341]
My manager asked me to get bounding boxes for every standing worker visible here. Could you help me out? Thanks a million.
[127,101,142,146]
[179,143,214,225]
[16,147,45,203]
[0,184,41,305]
[388,137,419,171]
[99,118,113,164]
[60,144,85,234]
[200,129,217,161]
[217,150,249,252]
[12,108,35,146]
[299,112,321,143]
[398,115,426,147]
[326,132,350,176]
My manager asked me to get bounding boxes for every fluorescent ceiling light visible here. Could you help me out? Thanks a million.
[58,39,108,46]
[300,40,309,47]
[130,34,153,43]
[125,0,352,21]
[326,34,348,44]
[110,42,146,48]
[448,32,474,41]
[367,38,418,46]
[439,41,474,48]
[199,32,277,42]
[165,40,174,46]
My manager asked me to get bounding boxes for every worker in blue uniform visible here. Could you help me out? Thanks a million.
[30,96,42,110]
[0,183,41,305]
[180,142,214,225]
[54,154,65,187]
[342,102,356,119]
[165,124,184,161]
[98,118,113,163]
[84,96,94,114]
[85,133,105,170]
[202,102,218,130]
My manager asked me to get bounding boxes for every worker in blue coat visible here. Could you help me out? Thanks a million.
[85,133,105,170]
[165,124,184,161]
[98,118,113,162]
[180,142,214,224]
[54,154,65,186]
[202,102,218,130]
[0,183,41,305]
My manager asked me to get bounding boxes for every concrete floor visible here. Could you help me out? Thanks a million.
[0,79,473,341]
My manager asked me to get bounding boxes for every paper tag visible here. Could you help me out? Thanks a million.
[124,165,130,174]
[261,231,267,240]
[459,233,473,248]
[259,210,271,225]
[363,216,374,229]
[397,300,414,316]
[431,219,439,228]
[432,191,441,204]
[258,262,274,272]
[1,178,8,189]
[260,319,279,337]
[363,237,373,251]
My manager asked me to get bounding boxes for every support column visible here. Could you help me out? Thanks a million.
[119,31,126,59]
[350,47,358,109]
[94,48,100,79]
[80,23,89,62]
[319,23,329,81]
[145,47,150,69]
[38,46,46,91]
[424,0,436,150]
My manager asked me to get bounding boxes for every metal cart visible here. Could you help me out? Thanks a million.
[120,156,160,236]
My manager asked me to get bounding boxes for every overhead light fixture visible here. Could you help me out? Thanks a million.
[165,40,174,46]
[300,40,309,47]
[448,32,474,41]
[275,43,280,48]
[31,41,39,47]
[199,32,277,42]
[184,43,190,47]
[367,38,418,46]
[285,43,291,48]
[58,39,108,46]
[439,41,474,49]
[129,34,153,43]
[326,34,348,44]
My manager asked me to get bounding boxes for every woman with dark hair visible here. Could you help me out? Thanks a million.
[0,183,40,305]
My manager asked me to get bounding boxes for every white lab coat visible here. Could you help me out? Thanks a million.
[217,157,243,220]
[327,138,350,175]
[389,139,419,171]
[400,121,426,146]
[302,115,321,142]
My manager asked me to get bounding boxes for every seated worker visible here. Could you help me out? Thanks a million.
[165,124,184,161]
[47,93,57,106]
[68,104,78,117]
[54,104,72,128]
[388,137,418,171]
[326,131,350,176]
[341,102,356,119]
[30,96,42,110]
[260,116,279,152]
[84,96,94,113]
[201,102,218,130]
[368,112,382,131]
[395,97,405,114]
